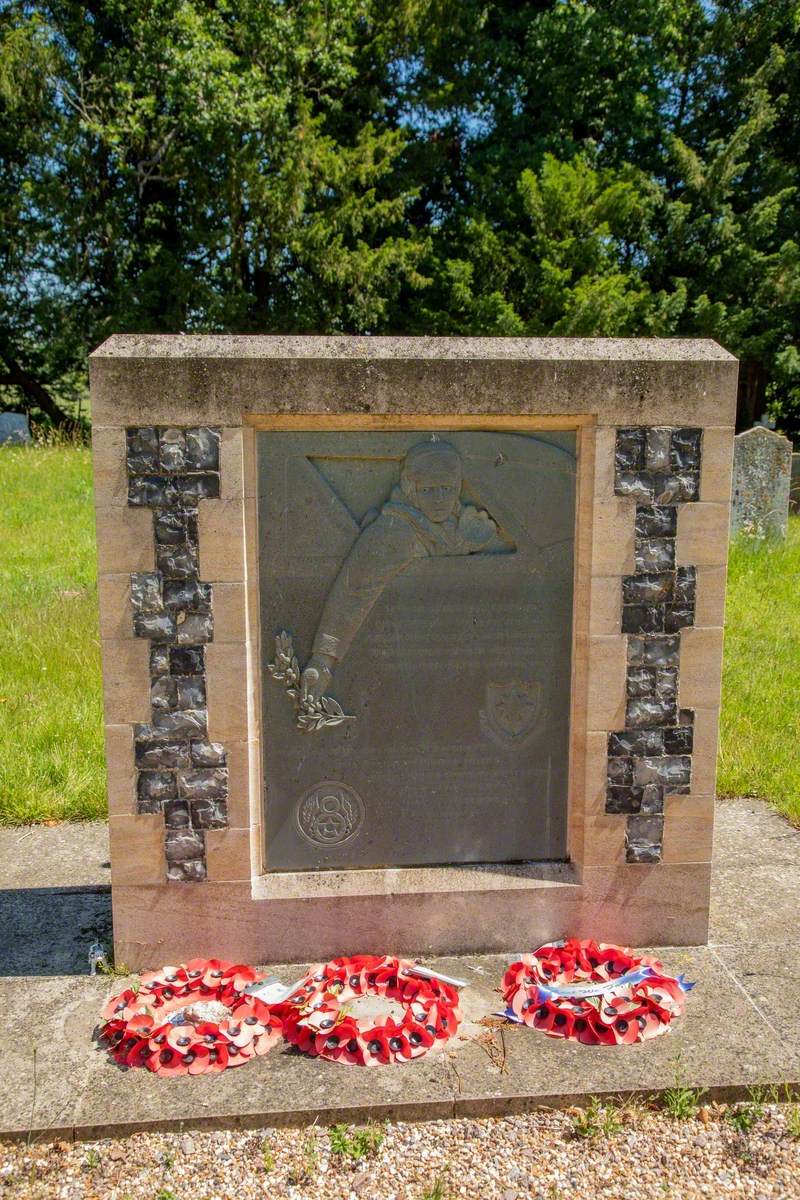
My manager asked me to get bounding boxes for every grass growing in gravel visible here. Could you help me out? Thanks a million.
[0,445,104,824]
[717,516,800,824]
[420,1179,448,1200]
[570,1097,624,1139]
[0,446,798,827]
[329,1122,385,1161]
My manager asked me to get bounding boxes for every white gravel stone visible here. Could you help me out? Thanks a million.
[1,1104,799,1199]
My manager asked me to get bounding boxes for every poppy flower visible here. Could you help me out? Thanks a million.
[202,1043,232,1072]
[140,965,180,990]
[313,1020,355,1062]
[360,1025,392,1066]
[380,1020,412,1062]
[165,1023,200,1052]
[530,1002,574,1039]
[252,1022,282,1056]
[180,1045,211,1074]
[220,1016,259,1048]
[221,963,262,994]
[176,958,210,988]
[147,1045,188,1077]
[101,989,138,1023]
[123,1038,152,1069]
[569,1012,601,1045]
[198,959,232,988]
[424,1000,456,1040]
[319,1018,363,1064]
[402,1019,436,1059]
[636,1010,666,1040]
[126,1013,158,1040]
[597,998,649,1044]
[285,1021,317,1056]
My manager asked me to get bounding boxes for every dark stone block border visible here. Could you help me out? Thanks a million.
[126,427,229,881]
[609,427,701,862]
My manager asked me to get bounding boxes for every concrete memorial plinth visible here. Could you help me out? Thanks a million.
[731,425,792,538]
[91,336,737,968]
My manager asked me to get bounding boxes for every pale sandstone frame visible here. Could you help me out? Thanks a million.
[90,336,736,966]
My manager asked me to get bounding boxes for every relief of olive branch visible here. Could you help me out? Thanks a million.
[267,631,356,733]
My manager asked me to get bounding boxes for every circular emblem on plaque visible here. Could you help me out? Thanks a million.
[296,781,364,846]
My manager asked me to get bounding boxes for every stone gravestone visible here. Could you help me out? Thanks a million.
[0,412,31,445]
[731,426,792,538]
[91,336,737,968]
[790,453,800,515]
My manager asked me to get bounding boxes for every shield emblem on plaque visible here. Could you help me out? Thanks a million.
[480,680,543,748]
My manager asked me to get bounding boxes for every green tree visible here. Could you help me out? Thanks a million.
[653,57,799,430]
[0,0,427,424]
[403,153,684,338]
[0,0,798,436]
[683,0,800,431]
[0,10,84,427]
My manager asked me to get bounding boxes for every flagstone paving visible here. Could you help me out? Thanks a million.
[0,797,798,1141]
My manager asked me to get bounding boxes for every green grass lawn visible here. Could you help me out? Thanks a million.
[717,517,800,823]
[0,444,105,823]
[0,445,797,826]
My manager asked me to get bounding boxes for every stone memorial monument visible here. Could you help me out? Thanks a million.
[731,425,792,538]
[0,412,31,445]
[91,337,737,967]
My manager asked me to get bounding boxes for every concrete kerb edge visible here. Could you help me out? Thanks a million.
[5,1079,800,1145]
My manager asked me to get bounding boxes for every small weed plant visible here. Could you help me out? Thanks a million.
[571,1097,623,1139]
[96,947,134,979]
[661,1057,706,1119]
[420,1177,448,1200]
[727,1086,768,1133]
[661,1083,707,1120]
[727,1103,760,1133]
[83,1150,100,1170]
[287,1132,319,1185]
[261,1139,275,1171]
[786,1105,800,1139]
[329,1121,385,1161]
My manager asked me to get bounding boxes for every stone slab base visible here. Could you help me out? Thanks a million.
[1,800,797,1143]
[2,943,798,1143]
[111,862,711,969]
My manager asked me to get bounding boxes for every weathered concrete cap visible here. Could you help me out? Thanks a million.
[91,334,736,362]
[90,336,738,428]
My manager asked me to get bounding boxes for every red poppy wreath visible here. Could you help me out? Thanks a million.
[100,959,283,1075]
[279,954,463,1065]
[501,938,693,1045]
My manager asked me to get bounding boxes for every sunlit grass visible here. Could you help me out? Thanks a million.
[0,447,797,826]
[0,445,105,823]
[717,516,800,824]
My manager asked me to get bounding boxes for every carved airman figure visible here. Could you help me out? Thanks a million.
[301,439,504,702]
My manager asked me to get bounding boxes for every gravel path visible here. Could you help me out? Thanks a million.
[2,1103,799,1199]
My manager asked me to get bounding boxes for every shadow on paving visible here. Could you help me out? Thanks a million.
[0,887,112,975]
[0,822,112,975]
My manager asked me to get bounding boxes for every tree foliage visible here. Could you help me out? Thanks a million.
[0,0,798,434]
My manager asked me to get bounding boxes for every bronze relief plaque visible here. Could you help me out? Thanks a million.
[257,429,576,870]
